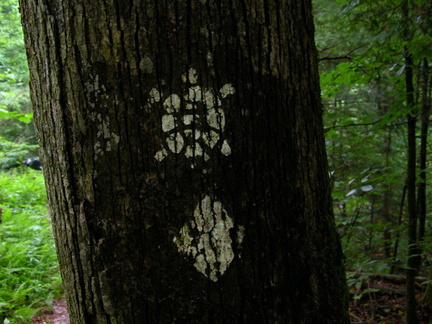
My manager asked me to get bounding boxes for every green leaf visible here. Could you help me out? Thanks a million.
[14,307,37,318]
[360,185,373,192]
[0,109,33,123]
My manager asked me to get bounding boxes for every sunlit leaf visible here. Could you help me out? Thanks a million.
[346,189,357,196]
[360,185,373,192]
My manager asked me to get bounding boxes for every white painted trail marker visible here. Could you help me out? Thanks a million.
[149,68,235,167]
[173,195,245,282]
[149,68,243,281]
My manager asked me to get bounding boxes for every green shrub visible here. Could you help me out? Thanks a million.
[0,170,62,323]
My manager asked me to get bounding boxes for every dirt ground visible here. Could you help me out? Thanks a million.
[31,299,69,324]
[31,277,432,323]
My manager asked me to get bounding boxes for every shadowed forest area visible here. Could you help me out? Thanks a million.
[0,0,431,323]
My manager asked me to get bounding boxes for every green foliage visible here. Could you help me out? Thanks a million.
[0,0,35,144]
[0,0,28,85]
[315,0,432,277]
[0,137,38,170]
[0,109,32,124]
[0,171,62,323]
[0,6,54,315]
[347,262,382,301]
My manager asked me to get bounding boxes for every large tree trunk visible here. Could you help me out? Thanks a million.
[20,1,350,323]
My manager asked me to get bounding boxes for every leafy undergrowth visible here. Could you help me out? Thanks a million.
[0,170,62,323]
[349,275,432,323]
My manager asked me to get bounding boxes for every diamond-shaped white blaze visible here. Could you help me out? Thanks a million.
[174,196,242,282]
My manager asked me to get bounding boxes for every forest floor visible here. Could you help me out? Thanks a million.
[31,298,69,324]
[30,276,432,324]
[348,274,432,323]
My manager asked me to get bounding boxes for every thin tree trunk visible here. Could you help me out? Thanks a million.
[391,183,407,274]
[405,53,418,324]
[403,1,418,321]
[418,58,432,307]
[417,58,430,246]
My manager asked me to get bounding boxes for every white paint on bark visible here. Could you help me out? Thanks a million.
[182,68,199,84]
[221,139,231,156]
[161,114,176,132]
[166,133,184,153]
[151,69,242,281]
[92,114,120,157]
[163,94,181,113]
[148,68,235,163]
[154,148,168,161]
[148,88,161,103]
[202,130,220,149]
[174,196,244,282]
[220,83,235,98]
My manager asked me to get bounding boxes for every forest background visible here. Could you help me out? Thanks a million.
[0,0,431,323]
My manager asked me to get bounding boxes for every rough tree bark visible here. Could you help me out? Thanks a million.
[402,1,419,323]
[417,57,430,250]
[20,1,350,323]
